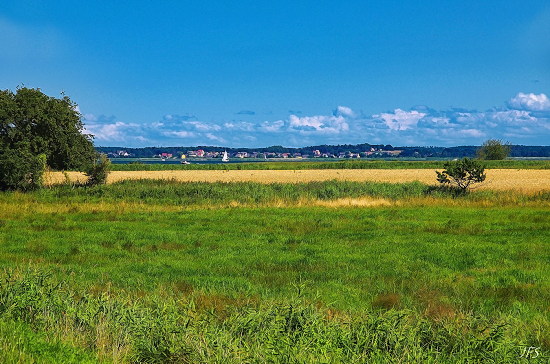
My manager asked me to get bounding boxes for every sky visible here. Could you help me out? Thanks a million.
[1,1,549,147]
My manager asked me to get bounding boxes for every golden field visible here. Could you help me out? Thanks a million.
[45,169,550,192]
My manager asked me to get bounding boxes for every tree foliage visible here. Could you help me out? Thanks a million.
[436,158,486,191]
[0,87,97,170]
[0,146,46,191]
[476,139,511,160]
[0,87,99,190]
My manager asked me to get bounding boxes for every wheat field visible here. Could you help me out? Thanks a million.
[45,169,550,192]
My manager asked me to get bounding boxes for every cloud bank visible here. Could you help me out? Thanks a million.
[507,92,550,111]
[84,92,550,147]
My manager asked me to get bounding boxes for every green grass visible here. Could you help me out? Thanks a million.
[0,180,548,362]
[0,318,96,363]
[4,179,549,207]
[10,180,445,206]
[108,159,550,171]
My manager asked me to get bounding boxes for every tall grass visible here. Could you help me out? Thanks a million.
[0,270,541,363]
[2,179,548,208]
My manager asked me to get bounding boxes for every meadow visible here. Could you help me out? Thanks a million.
[108,159,550,171]
[0,179,548,362]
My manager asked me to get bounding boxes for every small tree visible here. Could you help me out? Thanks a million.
[85,153,111,186]
[436,158,486,191]
[477,139,511,160]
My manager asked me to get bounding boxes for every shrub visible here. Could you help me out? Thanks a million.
[436,158,486,191]
[85,154,111,186]
[477,139,511,160]
[0,147,46,191]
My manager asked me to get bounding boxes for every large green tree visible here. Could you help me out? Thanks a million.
[0,87,97,170]
[0,87,98,190]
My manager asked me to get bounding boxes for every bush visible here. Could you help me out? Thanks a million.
[85,154,111,186]
[436,158,486,191]
[477,139,511,160]
[0,147,46,191]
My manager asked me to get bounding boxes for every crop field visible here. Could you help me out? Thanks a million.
[0,178,549,363]
[46,168,550,193]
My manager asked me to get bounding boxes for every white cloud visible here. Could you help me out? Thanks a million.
[454,109,539,126]
[163,131,196,138]
[288,114,349,134]
[85,121,142,142]
[205,133,226,143]
[333,106,355,117]
[508,92,550,112]
[224,121,256,131]
[417,116,451,128]
[260,120,285,133]
[83,113,97,121]
[373,109,426,131]
[82,91,550,147]
[459,129,485,138]
[186,121,221,131]
[487,110,538,124]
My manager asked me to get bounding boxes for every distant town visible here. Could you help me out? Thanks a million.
[97,143,550,160]
[109,147,402,160]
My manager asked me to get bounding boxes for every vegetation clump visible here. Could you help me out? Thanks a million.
[436,158,486,191]
[0,148,46,191]
[477,139,511,160]
[85,153,111,186]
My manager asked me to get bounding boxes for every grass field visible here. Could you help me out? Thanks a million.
[108,159,550,171]
[0,179,549,362]
[45,168,550,193]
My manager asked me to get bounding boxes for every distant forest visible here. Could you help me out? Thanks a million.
[97,143,550,158]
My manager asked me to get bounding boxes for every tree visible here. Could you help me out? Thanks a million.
[476,139,511,160]
[436,158,486,191]
[0,87,97,170]
[0,87,99,190]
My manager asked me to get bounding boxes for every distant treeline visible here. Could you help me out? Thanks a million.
[406,145,550,158]
[96,143,550,158]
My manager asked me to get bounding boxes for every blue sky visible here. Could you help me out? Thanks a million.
[1,1,549,147]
